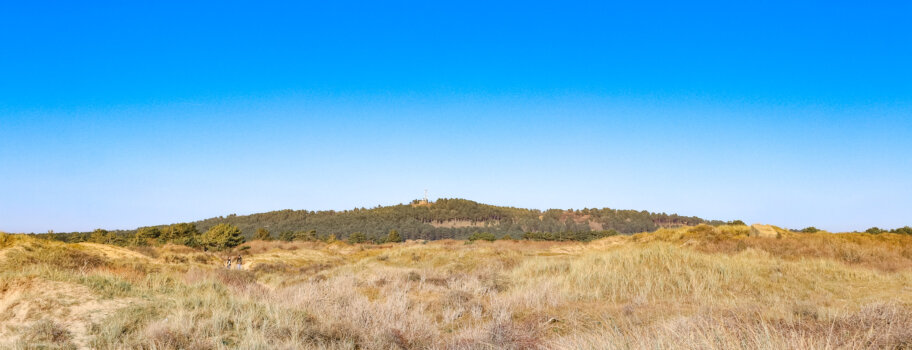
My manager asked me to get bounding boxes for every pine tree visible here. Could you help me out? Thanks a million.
[158,223,198,245]
[133,227,161,246]
[386,229,402,243]
[201,224,245,250]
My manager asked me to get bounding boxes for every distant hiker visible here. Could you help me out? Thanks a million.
[225,256,233,269]
[235,255,243,270]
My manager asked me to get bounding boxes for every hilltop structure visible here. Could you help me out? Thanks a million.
[412,189,432,207]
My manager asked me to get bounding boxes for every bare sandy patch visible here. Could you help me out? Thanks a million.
[0,277,132,349]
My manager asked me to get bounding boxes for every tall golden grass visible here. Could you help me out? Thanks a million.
[0,226,910,349]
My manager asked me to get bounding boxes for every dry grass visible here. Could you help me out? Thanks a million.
[16,319,77,350]
[642,224,912,272]
[0,227,910,349]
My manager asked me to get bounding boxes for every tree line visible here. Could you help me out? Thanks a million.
[46,198,912,249]
[187,198,721,240]
[33,223,245,250]
[29,218,912,251]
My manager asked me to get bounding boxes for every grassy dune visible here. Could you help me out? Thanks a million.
[1,226,911,349]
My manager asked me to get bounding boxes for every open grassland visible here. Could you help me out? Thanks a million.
[1,226,911,349]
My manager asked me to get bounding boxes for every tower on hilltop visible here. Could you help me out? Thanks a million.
[413,189,431,206]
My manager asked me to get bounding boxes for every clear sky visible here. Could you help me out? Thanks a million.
[1,1,910,233]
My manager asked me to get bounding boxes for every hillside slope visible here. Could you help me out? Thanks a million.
[192,198,719,239]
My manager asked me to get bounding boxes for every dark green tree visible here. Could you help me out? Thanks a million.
[201,224,245,250]
[160,223,200,246]
[865,227,885,234]
[133,227,161,246]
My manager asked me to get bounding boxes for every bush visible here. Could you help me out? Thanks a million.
[866,227,885,234]
[468,232,496,242]
[19,319,76,349]
[162,254,189,264]
[800,227,820,233]
[348,232,368,244]
[294,230,318,242]
[522,230,618,242]
[278,231,295,242]
[386,230,403,243]
[254,228,272,241]
[0,232,15,247]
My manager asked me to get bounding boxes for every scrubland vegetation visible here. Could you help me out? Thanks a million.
[2,225,911,349]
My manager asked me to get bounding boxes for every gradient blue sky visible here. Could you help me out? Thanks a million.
[1,1,910,233]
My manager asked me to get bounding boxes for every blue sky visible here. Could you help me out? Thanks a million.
[1,1,910,233]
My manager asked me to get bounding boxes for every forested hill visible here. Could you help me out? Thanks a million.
[192,198,723,241]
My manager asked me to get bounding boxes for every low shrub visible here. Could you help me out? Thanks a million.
[18,319,77,350]
[468,232,496,242]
